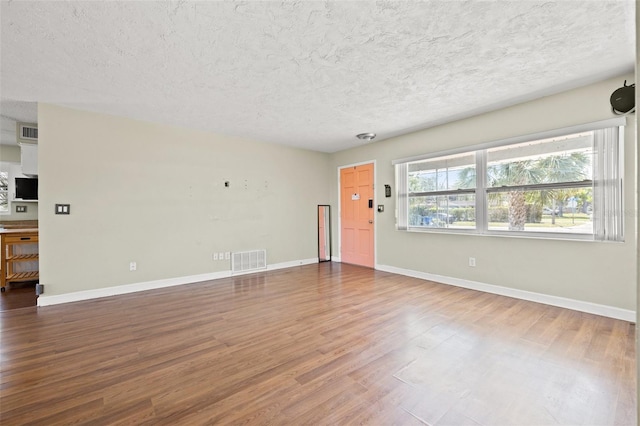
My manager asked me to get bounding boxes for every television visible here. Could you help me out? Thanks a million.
[15,177,38,200]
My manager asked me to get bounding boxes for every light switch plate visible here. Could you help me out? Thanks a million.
[55,204,70,215]
[16,205,27,213]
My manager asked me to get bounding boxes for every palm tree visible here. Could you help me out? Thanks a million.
[457,152,590,230]
[537,152,590,224]
[487,160,543,230]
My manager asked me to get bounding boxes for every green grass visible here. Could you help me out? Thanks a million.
[454,214,592,229]
[533,213,590,227]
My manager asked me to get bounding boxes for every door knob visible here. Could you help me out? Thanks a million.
[369,220,373,224]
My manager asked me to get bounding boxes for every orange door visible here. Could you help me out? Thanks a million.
[340,163,374,267]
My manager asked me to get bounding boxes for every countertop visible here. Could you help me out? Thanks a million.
[0,221,39,234]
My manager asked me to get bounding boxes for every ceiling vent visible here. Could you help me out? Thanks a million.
[18,123,38,143]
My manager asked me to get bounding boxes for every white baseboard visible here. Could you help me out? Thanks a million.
[37,258,319,307]
[38,259,634,322]
[268,257,318,270]
[230,257,318,276]
[375,264,636,322]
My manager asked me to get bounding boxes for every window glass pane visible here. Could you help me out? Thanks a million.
[487,132,593,187]
[0,171,7,191]
[487,187,593,234]
[0,191,7,213]
[409,194,476,229]
[0,171,8,213]
[409,152,475,192]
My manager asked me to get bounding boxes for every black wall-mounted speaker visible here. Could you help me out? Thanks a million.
[610,80,635,115]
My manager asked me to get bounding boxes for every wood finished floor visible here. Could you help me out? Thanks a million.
[0,282,37,312]
[0,263,635,425]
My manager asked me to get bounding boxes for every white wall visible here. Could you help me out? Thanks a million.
[37,104,330,297]
[34,75,637,315]
[0,144,20,163]
[331,74,637,312]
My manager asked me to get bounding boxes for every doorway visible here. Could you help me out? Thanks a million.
[339,162,374,268]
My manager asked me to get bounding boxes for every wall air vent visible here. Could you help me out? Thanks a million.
[18,123,38,143]
[232,249,267,274]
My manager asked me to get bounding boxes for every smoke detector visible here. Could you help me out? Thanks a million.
[356,133,376,142]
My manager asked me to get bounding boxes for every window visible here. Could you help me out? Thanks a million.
[395,119,624,241]
[485,132,594,234]
[407,152,476,229]
[0,170,8,214]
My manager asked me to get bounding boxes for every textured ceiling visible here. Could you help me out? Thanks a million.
[0,1,636,152]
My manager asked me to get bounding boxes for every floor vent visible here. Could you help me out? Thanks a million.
[232,249,267,274]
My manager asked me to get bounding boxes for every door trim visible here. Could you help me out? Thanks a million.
[337,160,377,267]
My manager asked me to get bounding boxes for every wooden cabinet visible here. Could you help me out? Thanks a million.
[1,229,39,292]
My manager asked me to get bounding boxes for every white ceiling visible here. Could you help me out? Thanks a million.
[0,1,635,153]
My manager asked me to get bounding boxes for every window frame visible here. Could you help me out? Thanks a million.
[394,118,626,241]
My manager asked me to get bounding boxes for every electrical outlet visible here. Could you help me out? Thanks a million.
[468,257,476,267]
[129,261,137,271]
[213,253,219,261]
[225,252,230,260]
[218,252,224,260]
